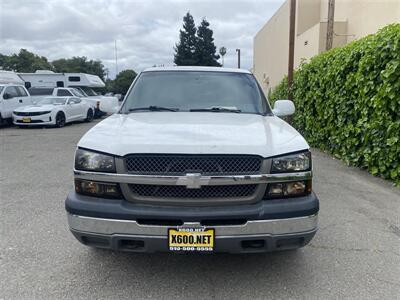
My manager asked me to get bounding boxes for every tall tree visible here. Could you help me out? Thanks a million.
[196,18,221,66]
[52,56,106,80]
[0,49,52,72]
[111,69,137,94]
[174,12,197,66]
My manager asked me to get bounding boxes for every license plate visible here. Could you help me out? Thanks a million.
[22,117,31,123]
[168,228,214,252]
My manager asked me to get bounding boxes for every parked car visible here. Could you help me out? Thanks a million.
[0,83,32,126]
[28,87,116,117]
[65,66,319,253]
[13,96,94,127]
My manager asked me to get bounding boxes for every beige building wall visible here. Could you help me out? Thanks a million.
[254,0,400,95]
[253,0,290,94]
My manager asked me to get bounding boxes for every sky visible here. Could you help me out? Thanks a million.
[0,0,285,78]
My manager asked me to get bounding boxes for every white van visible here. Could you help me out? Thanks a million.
[0,71,33,125]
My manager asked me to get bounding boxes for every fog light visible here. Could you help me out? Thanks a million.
[75,179,122,199]
[265,180,310,199]
[286,181,306,195]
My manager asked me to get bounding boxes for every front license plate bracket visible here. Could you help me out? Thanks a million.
[168,228,214,252]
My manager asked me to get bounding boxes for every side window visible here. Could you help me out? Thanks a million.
[16,86,28,97]
[57,89,73,97]
[28,88,53,96]
[68,76,80,82]
[4,86,19,99]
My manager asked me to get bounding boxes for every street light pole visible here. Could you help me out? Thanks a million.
[236,49,241,69]
[115,40,118,77]
[287,0,296,101]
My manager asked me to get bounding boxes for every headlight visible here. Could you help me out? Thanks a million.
[75,148,116,172]
[271,151,311,173]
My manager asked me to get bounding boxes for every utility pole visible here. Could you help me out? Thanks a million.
[287,0,296,100]
[326,0,335,50]
[115,40,118,77]
[236,49,241,69]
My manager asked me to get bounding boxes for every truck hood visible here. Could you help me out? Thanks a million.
[14,104,57,112]
[78,112,309,157]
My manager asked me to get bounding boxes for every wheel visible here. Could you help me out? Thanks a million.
[55,112,66,128]
[85,108,94,122]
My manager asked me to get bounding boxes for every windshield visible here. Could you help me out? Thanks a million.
[71,88,85,97]
[122,71,269,114]
[75,87,89,97]
[79,86,98,96]
[37,97,67,105]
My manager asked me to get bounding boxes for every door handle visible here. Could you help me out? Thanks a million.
[19,99,23,103]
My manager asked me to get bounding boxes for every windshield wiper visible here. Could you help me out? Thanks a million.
[128,106,179,112]
[190,107,241,113]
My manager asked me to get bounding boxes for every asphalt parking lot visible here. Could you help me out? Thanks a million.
[1,119,399,299]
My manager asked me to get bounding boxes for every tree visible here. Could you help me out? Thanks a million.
[0,49,52,72]
[196,18,221,66]
[111,69,137,95]
[52,56,106,80]
[174,12,197,66]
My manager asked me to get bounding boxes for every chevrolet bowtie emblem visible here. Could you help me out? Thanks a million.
[179,173,204,189]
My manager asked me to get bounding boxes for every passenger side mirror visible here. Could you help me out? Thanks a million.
[3,93,12,100]
[272,100,295,117]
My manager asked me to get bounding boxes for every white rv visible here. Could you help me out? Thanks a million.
[18,71,118,116]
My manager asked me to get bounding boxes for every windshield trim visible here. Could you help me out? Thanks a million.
[120,71,271,116]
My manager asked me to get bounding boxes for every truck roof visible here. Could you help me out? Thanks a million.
[142,66,252,74]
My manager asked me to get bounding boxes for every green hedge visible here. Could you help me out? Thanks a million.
[270,24,400,186]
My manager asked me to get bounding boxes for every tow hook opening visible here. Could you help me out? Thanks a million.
[119,239,145,250]
[241,239,265,249]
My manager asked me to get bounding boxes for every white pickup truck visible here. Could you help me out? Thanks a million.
[28,87,118,117]
[66,66,319,253]
[0,84,32,126]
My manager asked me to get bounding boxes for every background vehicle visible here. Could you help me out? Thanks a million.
[13,96,94,127]
[27,87,112,117]
[66,67,319,254]
[0,71,33,125]
[18,71,119,116]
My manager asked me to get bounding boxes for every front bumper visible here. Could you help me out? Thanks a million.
[13,113,54,125]
[66,191,319,253]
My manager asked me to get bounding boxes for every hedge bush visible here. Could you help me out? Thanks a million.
[270,24,400,186]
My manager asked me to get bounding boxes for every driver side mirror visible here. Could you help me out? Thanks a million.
[272,100,295,117]
[3,93,12,100]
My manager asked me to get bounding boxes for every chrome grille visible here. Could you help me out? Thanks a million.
[124,154,262,175]
[129,184,258,199]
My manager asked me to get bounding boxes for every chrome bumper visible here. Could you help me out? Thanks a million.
[67,213,318,237]
[74,169,312,186]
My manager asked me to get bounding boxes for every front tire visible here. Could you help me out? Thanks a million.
[85,108,94,122]
[55,112,66,128]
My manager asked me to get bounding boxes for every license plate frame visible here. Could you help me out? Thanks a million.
[168,228,214,252]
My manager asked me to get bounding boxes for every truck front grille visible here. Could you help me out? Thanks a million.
[124,154,262,175]
[129,184,258,199]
